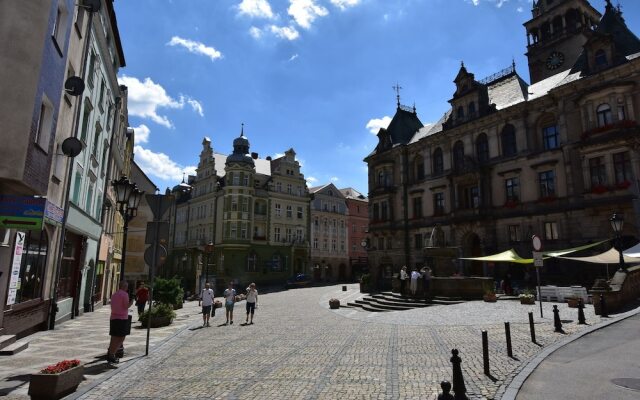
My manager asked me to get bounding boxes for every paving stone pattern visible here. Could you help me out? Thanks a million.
[72,285,602,400]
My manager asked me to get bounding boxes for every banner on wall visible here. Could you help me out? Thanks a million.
[6,231,25,305]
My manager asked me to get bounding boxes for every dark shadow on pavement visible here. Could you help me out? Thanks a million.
[485,373,498,383]
[188,325,205,331]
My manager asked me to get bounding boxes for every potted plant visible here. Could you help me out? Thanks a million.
[329,298,340,309]
[29,359,84,400]
[519,290,536,305]
[483,289,497,302]
[154,277,184,310]
[140,303,176,328]
[359,273,371,293]
[566,295,581,308]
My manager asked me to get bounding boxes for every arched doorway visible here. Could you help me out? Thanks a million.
[462,232,483,276]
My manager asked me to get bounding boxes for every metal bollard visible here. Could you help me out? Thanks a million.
[505,322,513,358]
[553,305,565,333]
[342,285,347,291]
[578,299,586,324]
[528,312,536,343]
[482,330,490,376]
[600,293,608,317]
[450,349,469,400]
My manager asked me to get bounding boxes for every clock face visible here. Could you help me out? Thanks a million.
[546,51,565,70]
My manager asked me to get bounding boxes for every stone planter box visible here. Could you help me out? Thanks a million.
[329,299,340,309]
[567,298,580,308]
[142,316,173,328]
[28,364,84,400]
[483,293,497,302]
[520,297,536,305]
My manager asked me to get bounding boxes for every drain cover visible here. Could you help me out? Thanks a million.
[611,378,640,391]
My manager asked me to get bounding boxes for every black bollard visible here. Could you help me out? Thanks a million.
[450,349,469,400]
[342,285,347,291]
[505,322,513,358]
[599,293,608,317]
[577,299,586,325]
[437,381,454,400]
[553,305,564,333]
[482,330,490,376]
[528,312,536,344]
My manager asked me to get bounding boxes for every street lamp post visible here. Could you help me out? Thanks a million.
[112,176,144,280]
[610,212,626,273]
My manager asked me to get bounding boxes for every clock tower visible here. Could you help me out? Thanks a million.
[524,0,601,84]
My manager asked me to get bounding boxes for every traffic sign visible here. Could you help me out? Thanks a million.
[145,194,173,220]
[533,251,543,267]
[532,235,542,251]
[144,244,167,268]
[145,221,169,245]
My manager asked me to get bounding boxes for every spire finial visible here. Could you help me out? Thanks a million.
[413,102,416,114]
[605,0,613,9]
[240,123,244,137]
[182,172,185,183]
[392,83,402,108]
[512,58,516,70]
[461,60,465,68]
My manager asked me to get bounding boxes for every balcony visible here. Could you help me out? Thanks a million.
[580,120,638,143]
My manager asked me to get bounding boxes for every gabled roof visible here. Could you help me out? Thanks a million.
[385,106,424,145]
[309,182,346,199]
[339,187,368,201]
[594,2,640,57]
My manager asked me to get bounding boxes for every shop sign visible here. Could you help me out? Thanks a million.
[0,195,45,230]
[6,231,25,305]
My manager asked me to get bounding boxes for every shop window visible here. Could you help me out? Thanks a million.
[5,230,49,306]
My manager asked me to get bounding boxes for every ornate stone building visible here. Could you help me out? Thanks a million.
[365,0,640,289]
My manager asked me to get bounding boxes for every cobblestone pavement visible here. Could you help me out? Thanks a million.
[0,301,198,399]
[71,284,608,400]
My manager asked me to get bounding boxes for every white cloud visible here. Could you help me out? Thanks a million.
[365,116,392,134]
[134,145,196,182]
[306,176,318,185]
[288,0,329,29]
[249,26,263,39]
[466,0,511,7]
[330,0,361,10]
[288,54,299,61]
[269,25,300,40]
[274,152,285,158]
[331,176,339,182]
[118,75,204,128]
[167,36,223,62]
[132,124,150,144]
[238,0,275,19]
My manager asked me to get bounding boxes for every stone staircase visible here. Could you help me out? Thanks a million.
[0,334,28,355]
[347,292,465,312]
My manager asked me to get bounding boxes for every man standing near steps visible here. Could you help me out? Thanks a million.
[201,282,214,327]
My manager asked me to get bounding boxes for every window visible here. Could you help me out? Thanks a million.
[476,133,489,163]
[286,205,292,218]
[52,4,67,53]
[457,106,464,119]
[508,225,521,242]
[241,197,249,212]
[297,228,303,242]
[613,152,631,184]
[8,230,49,304]
[381,201,388,220]
[230,222,237,239]
[453,141,465,171]
[80,100,92,142]
[595,49,608,67]
[377,170,384,186]
[433,148,443,174]
[232,174,240,186]
[332,239,336,251]
[461,186,479,209]
[544,222,559,240]
[86,183,94,213]
[415,156,425,180]
[589,157,607,187]
[87,51,95,87]
[414,233,423,249]
[501,124,517,156]
[274,227,281,241]
[539,170,556,198]
[276,182,282,192]
[434,192,445,215]
[313,238,318,249]
[618,105,626,121]
[413,197,422,218]
[240,223,247,239]
[72,171,82,204]
[377,237,384,250]
[323,239,328,250]
[287,184,292,194]
[386,237,392,250]
[542,125,559,150]
[468,102,476,117]
[314,217,319,227]
[297,206,303,219]
[92,124,101,156]
[596,104,612,127]
[35,98,54,151]
[231,196,238,211]
[243,175,249,186]
[505,177,520,202]
[271,255,282,272]
[247,254,257,272]
[286,228,293,242]
[275,203,281,217]
[98,79,106,109]
[372,204,379,221]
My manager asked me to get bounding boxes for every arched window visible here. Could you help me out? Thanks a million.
[414,156,425,181]
[457,106,464,119]
[596,104,612,127]
[541,22,551,40]
[476,133,489,163]
[552,16,563,36]
[595,49,608,67]
[501,124,517,157]
[377,170,384,186]
[468,102,476,117]
[453,141,465,171]
[433,148,443,174]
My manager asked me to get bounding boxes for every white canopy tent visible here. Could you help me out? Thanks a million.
[556,246,640,264]
[623,242,640,258]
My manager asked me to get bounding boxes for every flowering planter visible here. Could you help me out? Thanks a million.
[520,297,536,305]
[567,298,580,308]
[29,364,84,400]
[143,316,173,328]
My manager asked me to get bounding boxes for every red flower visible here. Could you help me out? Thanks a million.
[40,359,81,374]
[591,185,608,194]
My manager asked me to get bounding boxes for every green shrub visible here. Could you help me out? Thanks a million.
[360,273,371,285]
[139,303,176,326]
[153,277,184,306]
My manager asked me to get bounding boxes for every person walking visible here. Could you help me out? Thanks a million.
[223,282,236,325]
[134,281,149,319]
[421,267,432,300]
[201,282,214,327]
[399,266,408,297]
[410,268,421,296]
[245,283,258,325]
[107,281,132,365]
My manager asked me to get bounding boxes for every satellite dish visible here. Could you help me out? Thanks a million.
[82,0,101,12]
[64,76,85,97]
[61,137,83,158]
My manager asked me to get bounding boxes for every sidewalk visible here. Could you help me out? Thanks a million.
[0,300,202,399]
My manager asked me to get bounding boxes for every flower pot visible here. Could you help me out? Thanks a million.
[29,364,84,400]
[483,294,497,302]
[520,297,535,305]
[143,316,173,328]
[329,299,340,309]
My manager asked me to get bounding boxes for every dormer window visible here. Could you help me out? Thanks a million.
[595,49,608,67]
[596,104,612,127]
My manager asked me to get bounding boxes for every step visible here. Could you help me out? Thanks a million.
[372,294,429,304]
[367,298,431,309]
[0,341,28,355]
[355,299,413,311]
[0,335,16,350]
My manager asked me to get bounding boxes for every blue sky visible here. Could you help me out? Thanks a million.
[113,0,640,195]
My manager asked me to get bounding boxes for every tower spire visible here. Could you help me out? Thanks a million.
[392,83,402,108]
[240,122,244,137]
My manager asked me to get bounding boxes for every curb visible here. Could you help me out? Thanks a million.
[499,305,640,400]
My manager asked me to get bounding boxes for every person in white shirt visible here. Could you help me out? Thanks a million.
[223,282,236,325]
[245,283,258,325]
[410,269,421,296]
[201,283,214,327]
[400,266,409,297]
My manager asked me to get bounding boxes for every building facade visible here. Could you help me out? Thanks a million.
[340,188,369,279]
[365,0,640,289]
[166,134,311,293]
